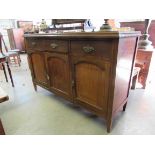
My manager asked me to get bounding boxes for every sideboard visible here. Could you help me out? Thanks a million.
[24,31,140,132]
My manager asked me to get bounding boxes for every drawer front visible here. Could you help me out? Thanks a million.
[26,38,44,51]
[44,40,68,53]
[25,38,68,53]
[70,40,113,60]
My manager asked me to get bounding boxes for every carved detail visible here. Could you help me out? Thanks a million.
[32,42,36,46]
[83,46,95,53]
[50,43,58,49]
[138,19,153,50]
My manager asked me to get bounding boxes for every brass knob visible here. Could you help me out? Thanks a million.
[50,43,58,49]
[72,80,75,87]
[32,42,36,45]
[83,46,95,53]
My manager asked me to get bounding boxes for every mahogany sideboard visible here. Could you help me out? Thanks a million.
[24,31,140,132]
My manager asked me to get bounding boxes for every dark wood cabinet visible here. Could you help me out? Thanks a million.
[24,31,140,132]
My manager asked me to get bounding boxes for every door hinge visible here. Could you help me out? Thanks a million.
[72,80,75,87]
[47,74,50,80]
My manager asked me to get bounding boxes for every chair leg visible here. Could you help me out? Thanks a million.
[1,63,8,82]
[17,55,21,66]
[13,57,15,63]
[131,74,137,89]
[0,119,5,135]
[6,62,14,87]
[7,57,11,64]
[18,54,21,62]
[13,56,15,64]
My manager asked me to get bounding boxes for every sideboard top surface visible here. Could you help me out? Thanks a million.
[24,31,141,39]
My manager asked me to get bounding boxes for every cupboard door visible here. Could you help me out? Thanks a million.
[27,51,48,87]
[46,53,72,100]
[72,57,110,115]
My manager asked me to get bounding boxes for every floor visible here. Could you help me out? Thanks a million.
[0,54,155,135]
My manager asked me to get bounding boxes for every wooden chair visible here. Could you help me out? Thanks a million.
[0,119,5,135]
[0,35,14,87]
[0,87,9,103]
[0,32,21,66]
[0,87,9,135]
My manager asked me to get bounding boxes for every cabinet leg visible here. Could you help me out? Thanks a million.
[123,102,127,111]
[131,74,137,89]
[33,83,37,91]
[107,119,112,133]
[2,63,8,82]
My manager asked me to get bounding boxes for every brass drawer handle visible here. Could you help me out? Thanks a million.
[31,42,36,46]
[50,43,58,49]
[83,46,95,53]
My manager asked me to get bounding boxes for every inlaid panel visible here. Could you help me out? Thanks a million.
[74,62,110,114]
[46,53,72,98]
[30,52,48,85]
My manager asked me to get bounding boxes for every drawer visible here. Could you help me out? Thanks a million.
[44,40,68,53]
[25,38,68,53]
[25,38,44,50]
[70,40,113,60]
